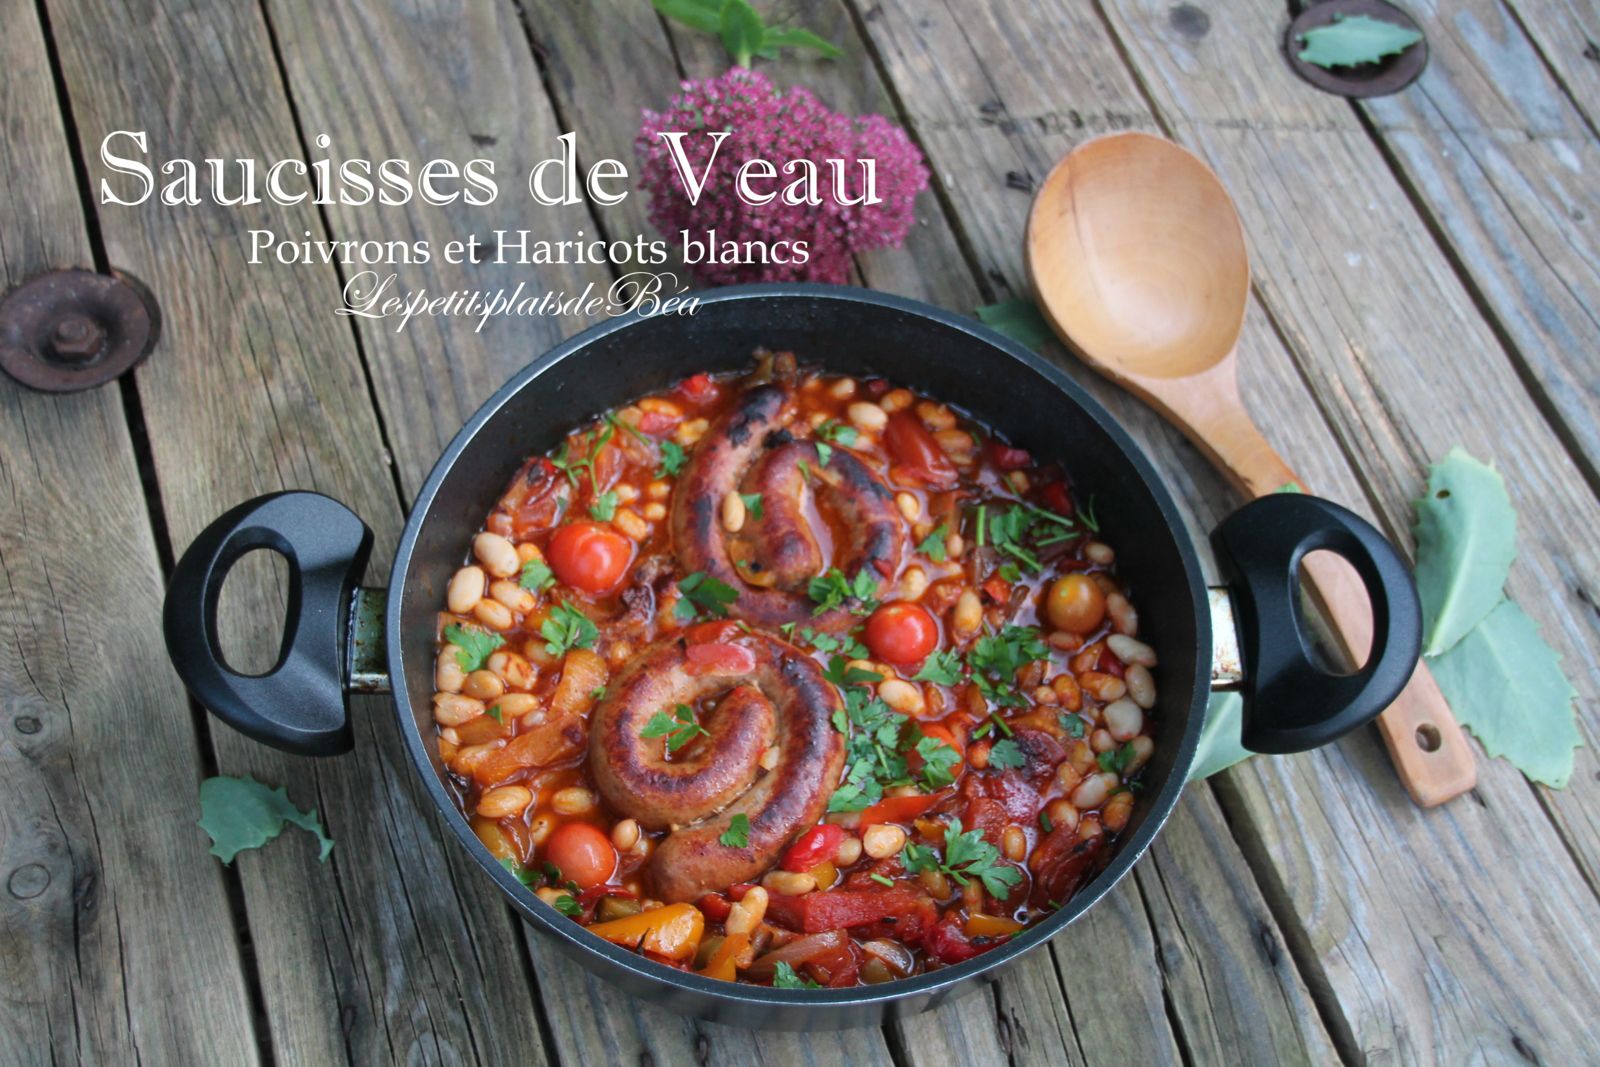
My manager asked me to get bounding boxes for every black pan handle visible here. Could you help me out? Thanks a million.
[163,492,373,756]
[1211,493,1420,754]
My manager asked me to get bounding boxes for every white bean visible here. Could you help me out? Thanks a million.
[847,401,888,432]
[473,532,520,578]
[1107,634,1157,667]
[863,824,907,859]
[1070,772,1113,809]
[447,566,485,614]
[878,679,924,715]
[1103,698,1144,742]
[477,785,532,818]
[1125,663,1157,709]
[432,692,484,726]
[436,647,466,693]
[721,491,746,533]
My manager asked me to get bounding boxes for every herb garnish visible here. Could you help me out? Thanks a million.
[772,960,822,989]
[968,625,1049,707]
[739,492,764,519]
[808,567,880,616]
[444,623,505,672]
[589,490,620,522]
[519,558,555,592]
[796,625,870,661]
[916,522,949,562]
[1098,741,1139,776]
[976,502,1077,573]
[901,818,1022,899]
[641,703,709,753]
[987,738,1026,771]
[719,813,751,848]
[656,440,687,478]
[912,649,963,686]
[540,602,599,657]
[674,571,740,621]
[1059,713,1086,739]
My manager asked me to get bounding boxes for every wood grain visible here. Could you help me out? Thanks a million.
[43,0,558,1061]
[0,1,260,1062]
[849,0,1600,1060]
[1497,0,1600,135]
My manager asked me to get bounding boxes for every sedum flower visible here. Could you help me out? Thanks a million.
[635,68,929,285]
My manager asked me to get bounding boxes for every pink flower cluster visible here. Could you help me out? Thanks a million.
[635,68,929,285]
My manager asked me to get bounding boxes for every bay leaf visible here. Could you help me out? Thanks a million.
[1297,14,1423,69]
[1412,447,1517,655]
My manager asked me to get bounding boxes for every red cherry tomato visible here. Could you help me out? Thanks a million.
[544,823,617,890]
[678,372,719,404]
[883,412,959,488]
[546,521,633,593]
[863,602,939,665]
[685,642,757,676]
[986,440,1033,471]
[780,824,847,872]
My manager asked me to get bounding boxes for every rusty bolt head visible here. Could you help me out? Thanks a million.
[0,269,160,393]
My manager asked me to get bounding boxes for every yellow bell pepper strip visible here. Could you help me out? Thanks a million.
[965,912,1024,939]
[698,931,751,981]
[586,902,705,961]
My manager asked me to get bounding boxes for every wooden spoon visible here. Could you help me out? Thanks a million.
[1025,130,1475,807]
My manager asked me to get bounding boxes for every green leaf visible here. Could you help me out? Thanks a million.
[916,523,949,562]
[444,623,504,672]
[720,0,766,66]
[589,490,620,522]
[656,440,687,478]
[675,571,740,621]
[541,601,599,657]
[1428,600,1581,788]
[987,738,1026,771]
[1189,692,1251,780]
[1297,14,1423,69]
[519,558,555,592]
[740,492,764,519]
[975,299,1053,352]
[1412,448,1517,656]
[652,0,724,34]
[760,26,843,58]
[817,419,859,448]
[720,813,751,848]
[198,775,333,864]
[772,960,821,988]
[913,649,963,686]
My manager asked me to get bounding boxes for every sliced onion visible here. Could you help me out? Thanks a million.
[859,938,916,978]
[745,930,849,980]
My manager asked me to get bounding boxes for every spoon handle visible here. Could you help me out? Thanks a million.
[1211,419,1478,807]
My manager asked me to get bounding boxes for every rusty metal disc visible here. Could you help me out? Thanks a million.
[0,269,161,393]
[1284,0,1428,99]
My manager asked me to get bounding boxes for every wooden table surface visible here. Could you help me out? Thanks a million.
[3,0,1597,1063]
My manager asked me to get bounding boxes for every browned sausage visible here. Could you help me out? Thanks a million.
[587,633,846,902]
[671,376,905,632]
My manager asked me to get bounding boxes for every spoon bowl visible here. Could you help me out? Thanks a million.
[1027,132,1249,382]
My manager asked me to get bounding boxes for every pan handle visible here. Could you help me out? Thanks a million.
[1210,493,1421,753]
[163,492,373,756]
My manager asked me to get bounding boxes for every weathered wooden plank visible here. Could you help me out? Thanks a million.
[44,0,556,1061]
[0,1,261,1063]
[262,3,897,1063]
[1336,0,1600,485]
[1497,0,1600,134]
[850,0,1600,1061]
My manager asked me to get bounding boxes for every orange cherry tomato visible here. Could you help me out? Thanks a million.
[544,822,617,890]
[547,521,633,593]
[883,412,959,488]
[1046,574,1106,635]
[907,720,966,779]
[863,602,939,665]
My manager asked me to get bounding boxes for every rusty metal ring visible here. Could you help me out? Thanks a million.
[0,269,161,393]
[1284,0,1429,99]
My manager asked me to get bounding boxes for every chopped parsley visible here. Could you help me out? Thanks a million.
[719,813,751,848]
[739,492,764,519]
[1039,812,1054,833]
[540,601,599,657]
[986,738,1026,771]
[968,625,1049,707]
[443,623,504,672]
[1078,494,1100,533]
[772,961,821,989]
[971,713,1015,741]
[795,625,870,661]
[485,703,505,724]
[588,490,619,522]
[816,419,859,449]
[916,523,949,562]
[519,558,555,592]
[1059,713,1086,739]
[901,817,1023,899]
[870,872,895,888]
[641,703,709,753]
[501,857,582,919]
[551,421,616,494]
[912,649,963,686]
[973,502,1077,573]
[814,441,833,467]
[911,731,962,790]
[673,571,739,621]
[1098,741,1139,776]
[655,440,687,478]
[826,658,958,810]
[808,567,880,617]
[590,686,608,701]
[551,894,582,918]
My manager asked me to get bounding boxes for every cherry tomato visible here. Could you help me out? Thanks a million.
[544,823,617,890]
[863,602,939,665]
[883,412,959,488]
[1046,573,1106,635]
[547,521,633,593]
[685,642,757,676]
[678,372,719,404]
[987,440,1033,471]
[780,824,847,872]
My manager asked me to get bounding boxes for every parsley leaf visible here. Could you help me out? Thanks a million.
[968,626,1049,707]
[977,502,1077,573]
[902,817,1023,900]
[198,775,334,864]
[540,602,599,657]
[912,731,962,790]
[720,813,751,848]
[656,440,687,478]
[589,490,619,522]
[500,856,536,886]
[814,440,833,467]
[739,492,764,519]
[987,738,1026,771]
[444,623,505,672]
[916,523,949,562]
[485,703,505,724]
[1059,713,1086,739]
[816,419,859,448]
[913,649,963,686]
[641,703,708,752]
[808,567,880,617]
[796,625,870,661]
[772,960,822,989]
[1098,741,1138,776]
[552,894,583,917]
[674,571,739,621]
[870,872,895,888]
[519,558,555,592]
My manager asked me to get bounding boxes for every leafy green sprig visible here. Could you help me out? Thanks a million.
[654,0,842,68]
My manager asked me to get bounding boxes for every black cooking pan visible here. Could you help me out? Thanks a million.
[163,284,1420,1028]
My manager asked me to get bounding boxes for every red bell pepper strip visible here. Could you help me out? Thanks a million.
[780,824,846,872]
